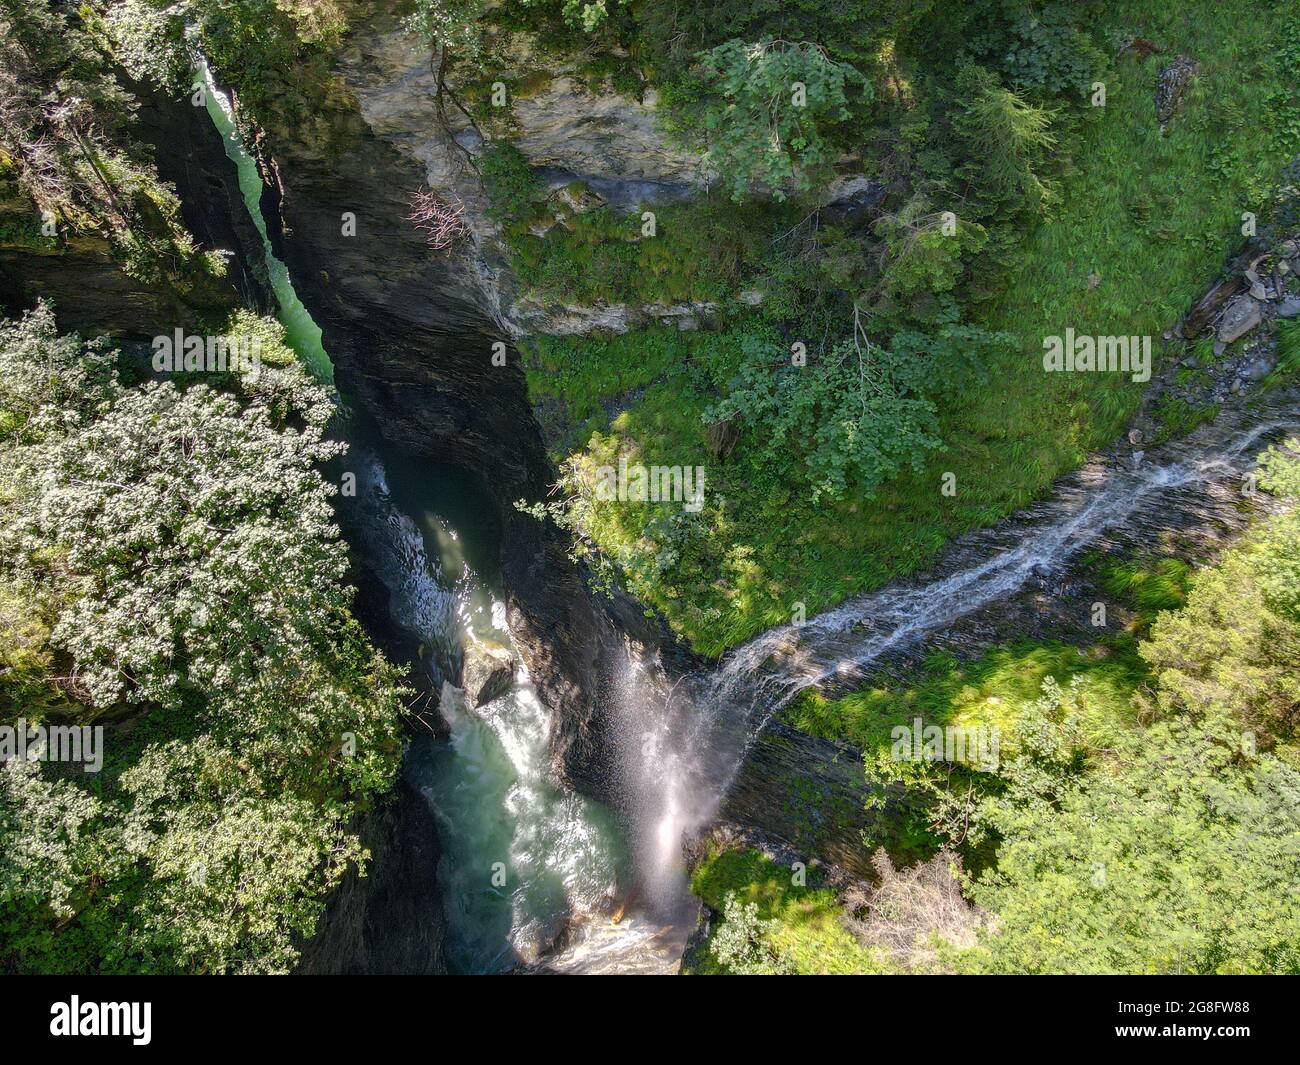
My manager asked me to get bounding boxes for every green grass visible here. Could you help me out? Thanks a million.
[1098,554,1193,624]
[1266,317,1300,387]
[784,550,1192,752]
[687,844,890,975]
[785,638,1150,757]
[523,327,701,425]
[519,0,1298,655]
[1152,394,1221,443]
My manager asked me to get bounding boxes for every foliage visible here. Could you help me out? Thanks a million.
[952,64,1058,221]
[1140,442,1300,746]
[672,38,869,201]
[955,708,1300,974]
[0,306,405,973]
[505,193,791,305]
[994,1,1108,100]
[703,329,939,503]
[478,141,540,223]
[100,0,190,95]
[0,0,230,295]
[633,0,918,78]
[709,894,796,975]
[403,0,486,62]
[873,196,990,314]
[186,0,347,121]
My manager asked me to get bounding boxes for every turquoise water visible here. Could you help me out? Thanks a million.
[198,62,334,383]
[351,455,627,973]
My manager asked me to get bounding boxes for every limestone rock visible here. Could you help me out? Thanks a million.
[1240,352,1276,382]
[462,637,518,708]
[1217,294,1263,343]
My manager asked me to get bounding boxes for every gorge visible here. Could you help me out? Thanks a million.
[3,0,1299,981]
[191,25,1299,974]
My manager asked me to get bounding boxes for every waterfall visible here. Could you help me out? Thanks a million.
[629,404,1300,896]
[194,45,1298,968]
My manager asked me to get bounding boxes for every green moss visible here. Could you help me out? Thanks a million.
[478,142,541,223]
[506,194,795,306]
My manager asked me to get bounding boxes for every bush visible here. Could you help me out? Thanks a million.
[710,894,796,975]
[673,38,870,201]
[1140,442,1300,745]
[703,330,939,502]
[957,707,1300,974]
[479,142,540,223]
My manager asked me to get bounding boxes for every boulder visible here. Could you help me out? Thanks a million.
[1240,353,1276,382]
[1182,274,1244,337]
[1217,294,1263,343]
[462,636,518,708]
[1155,55,1198,132]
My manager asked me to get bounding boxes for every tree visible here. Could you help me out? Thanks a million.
[952,65,1057,220]
[955,705,1300,974]
[703,325,939,502]
[1141,442,1300,746]
[0,306,405,972]
[678,39,870,202]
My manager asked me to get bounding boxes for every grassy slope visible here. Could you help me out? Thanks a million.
[687,844,890,974]
[523,0,1296,656]
[691,552,1197,970]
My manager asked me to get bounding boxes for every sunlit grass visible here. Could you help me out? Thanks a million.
[786,638,1150,756]
[687,844,890,975]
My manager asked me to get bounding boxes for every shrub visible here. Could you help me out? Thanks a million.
[952,65,1058,220]
[710,893,796,974]
[703,329,939,502]
[674,39,870,201]
[478,142,540,223]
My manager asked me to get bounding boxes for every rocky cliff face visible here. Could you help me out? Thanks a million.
[330,2,717,338]
[297,779,448,975]
[0,70,266,335]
